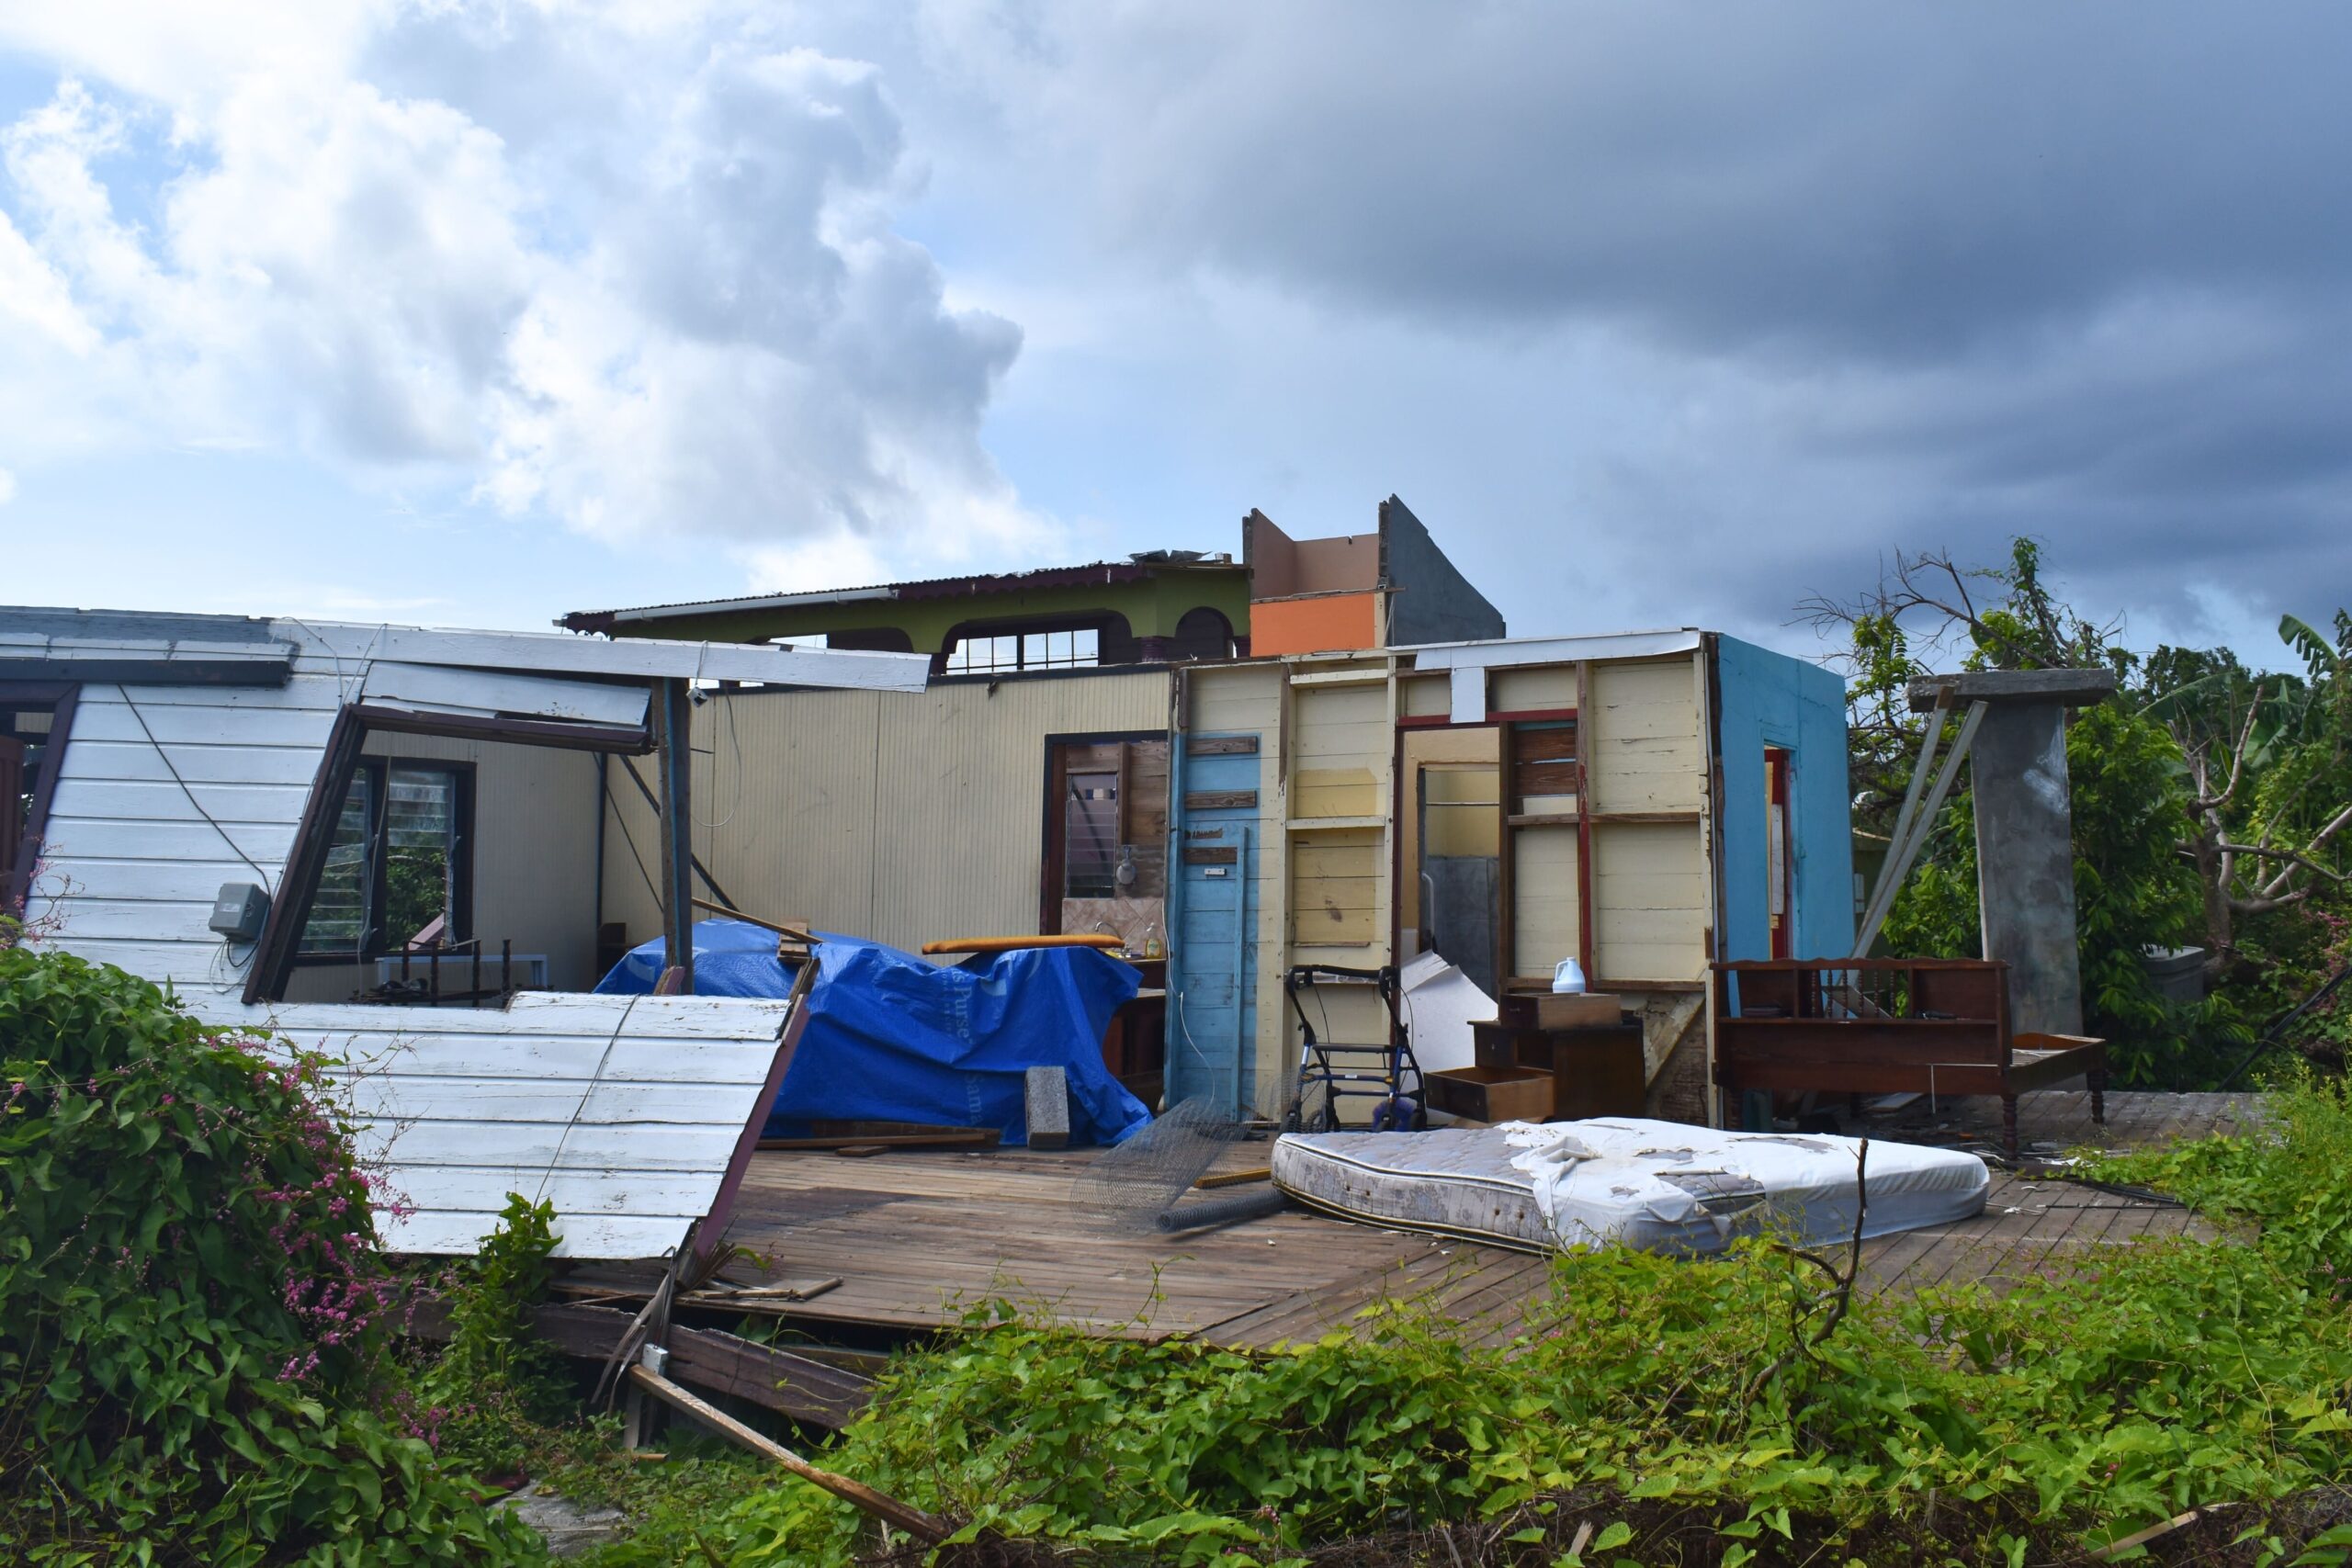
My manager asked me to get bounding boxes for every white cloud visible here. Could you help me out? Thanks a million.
[0,3,1041,580]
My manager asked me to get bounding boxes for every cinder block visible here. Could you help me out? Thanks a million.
[1024,1065,1070,1150]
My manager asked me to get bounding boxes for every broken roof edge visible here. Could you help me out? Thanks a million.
[0,605,931,694]
[557,553,1246,632]
[1400,627,1705,670]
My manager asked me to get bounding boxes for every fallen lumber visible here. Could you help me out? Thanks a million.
[409,1299,873,1429]
[629,1365,948,1544]
[919,933,1124,955]
[1194,1168,1272,1190]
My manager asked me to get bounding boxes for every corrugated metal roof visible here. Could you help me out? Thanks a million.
[560,553,1242,632]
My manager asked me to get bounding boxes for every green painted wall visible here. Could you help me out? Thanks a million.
[609,569,1253,652]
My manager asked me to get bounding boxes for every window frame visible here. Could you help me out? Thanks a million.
[290,755,477,965]
[0,680,80,919]
[247,702,653,1005]
[938,614,1119,677]
[1038,728,1169,933]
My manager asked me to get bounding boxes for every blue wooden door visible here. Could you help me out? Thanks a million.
[1165,736,1259,1113]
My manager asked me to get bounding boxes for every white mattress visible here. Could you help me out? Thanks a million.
[1272,1119,1989,1256]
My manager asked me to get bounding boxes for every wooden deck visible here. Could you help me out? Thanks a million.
[708,1092,2255,1351]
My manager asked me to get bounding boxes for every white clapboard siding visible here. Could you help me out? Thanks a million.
[72,676,350,711]
[281,1032,795,1085]
[45,857,285,903]
[60,736,332,787]
[188,992,794,1260]
[9,609,891,1261]
[64,701,345,749]
[31,819,303,865]
[363,1121,748,1172]
[384,1212,711,1258]
[43,937,258,994]
[44,777,317,827]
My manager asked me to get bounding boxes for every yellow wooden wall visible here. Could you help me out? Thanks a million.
[601,671,1173,955]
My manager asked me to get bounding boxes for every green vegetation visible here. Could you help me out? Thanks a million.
[11,938,2352,1562]
[0,942,544,1564]
[1822,540,2352,1088]
[537,1089,2352,1566]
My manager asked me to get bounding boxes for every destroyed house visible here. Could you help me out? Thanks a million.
[2,605,929,1259]
[573,498,1502,1097]
[1165,629,1853,1126]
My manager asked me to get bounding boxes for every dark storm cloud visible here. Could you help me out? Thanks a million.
[920,1,2352,653]
[1063,6,2352,360]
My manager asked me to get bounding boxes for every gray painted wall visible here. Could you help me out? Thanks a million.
[1378,495,1506,645]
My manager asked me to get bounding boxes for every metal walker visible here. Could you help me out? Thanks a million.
[1280,963,1425,1134]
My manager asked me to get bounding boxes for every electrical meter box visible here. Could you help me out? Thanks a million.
[208,883,271,943]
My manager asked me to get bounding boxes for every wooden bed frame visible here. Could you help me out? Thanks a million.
[1710,957,2106,1156]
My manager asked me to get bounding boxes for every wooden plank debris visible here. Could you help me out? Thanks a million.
[628,1365,947,1543]
[409,1299,873,1429]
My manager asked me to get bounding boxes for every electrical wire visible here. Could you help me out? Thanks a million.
[119,689,276,894]
[534,993,642,1207]
[602,767,662,909]
[692,690,743,830]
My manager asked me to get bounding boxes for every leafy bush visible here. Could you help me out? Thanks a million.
[0,945,541,1564]
[620,1216,2352,1564]
[414,1193,575,1482]
[2094,1077,2352,1289]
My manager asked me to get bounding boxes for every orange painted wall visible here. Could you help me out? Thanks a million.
[1250,592,1380,655]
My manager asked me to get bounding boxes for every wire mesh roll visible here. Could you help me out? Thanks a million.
[1154,1186,1289,1234]
[1076,1096,1250,1231]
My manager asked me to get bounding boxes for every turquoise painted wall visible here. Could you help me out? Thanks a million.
[1713,636,1855,963]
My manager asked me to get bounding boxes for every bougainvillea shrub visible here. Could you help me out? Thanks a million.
[0,942,538,1563]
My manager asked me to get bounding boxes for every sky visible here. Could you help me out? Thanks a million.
[2,3,2346,669]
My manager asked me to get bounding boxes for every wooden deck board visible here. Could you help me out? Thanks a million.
[705,1093,2256,1350]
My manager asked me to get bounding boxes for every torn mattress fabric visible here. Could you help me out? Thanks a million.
[1272,1119,1988,1255]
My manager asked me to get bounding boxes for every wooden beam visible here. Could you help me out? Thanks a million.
[628,1365,948,1543]
[406,1298,873,1428]
[353,703,651,755]
[656,680,695,994]
[244,705,368,1004]
[2,682,77,918]
[0,658,292,687]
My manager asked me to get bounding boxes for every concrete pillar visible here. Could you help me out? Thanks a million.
[1907,670,2115,1039]
[1971,703,2082,1035]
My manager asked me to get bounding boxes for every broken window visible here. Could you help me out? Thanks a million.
[297,760,471,960]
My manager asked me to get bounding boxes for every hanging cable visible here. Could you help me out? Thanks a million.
[693,688,743,830]
[603,765,662,909]
[119,689,276,894]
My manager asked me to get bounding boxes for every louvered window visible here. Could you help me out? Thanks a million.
[297,761,469,959]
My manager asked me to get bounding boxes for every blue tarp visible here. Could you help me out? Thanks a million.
[594,919,1149,1146]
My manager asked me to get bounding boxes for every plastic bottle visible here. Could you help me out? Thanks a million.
[1551,957,1587,994]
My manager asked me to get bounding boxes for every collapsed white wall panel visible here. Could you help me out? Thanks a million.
[206,991,794,1259]
[5,608,894,1260]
